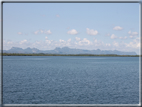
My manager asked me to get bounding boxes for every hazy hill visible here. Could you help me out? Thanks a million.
[3,47,137,55]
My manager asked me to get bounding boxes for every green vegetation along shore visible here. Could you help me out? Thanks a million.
[2,53,140,57]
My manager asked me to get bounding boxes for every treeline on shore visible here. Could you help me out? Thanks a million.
[2,53,140,57]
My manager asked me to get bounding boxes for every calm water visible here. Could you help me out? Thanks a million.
[3,56,139,104]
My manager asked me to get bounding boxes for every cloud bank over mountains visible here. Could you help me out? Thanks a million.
[6,27,140,54]
[3,35,140,54]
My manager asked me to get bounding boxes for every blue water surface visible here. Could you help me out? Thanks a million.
[3,56,139,104]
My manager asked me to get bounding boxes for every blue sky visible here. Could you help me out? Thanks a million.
[3,3,140,54]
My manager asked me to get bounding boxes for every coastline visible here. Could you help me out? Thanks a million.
[2,53,140,57]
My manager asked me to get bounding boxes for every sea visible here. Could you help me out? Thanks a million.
[3,56,139,104]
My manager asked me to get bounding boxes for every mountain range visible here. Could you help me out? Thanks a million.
[3,47,137,55]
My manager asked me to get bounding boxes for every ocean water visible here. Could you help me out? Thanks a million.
[3,56,139,104]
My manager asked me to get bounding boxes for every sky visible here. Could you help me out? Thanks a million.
[3,2,140,54]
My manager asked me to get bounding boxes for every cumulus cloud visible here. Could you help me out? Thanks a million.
[34,30,51,35]
[45,30,52,35]
[75,38,92,46]
[45,39,51,44]
[113,41,119,47]
[34,30,39,35]
[3,36,140,54]
[75,37,81,41]
[53,39,72,48]
[128,31,138,35]
[125,38,140,49]
[59,39,65,43]
[20,39,27,44]
[94,38,98,43]
[81,38,91,45]
[67,29,78,35]
[7,41,13,45]
[111,34,117,39]
[129,31,137,35]
[129,36,133,38]
[113,26,123,30]
[106,43,111,46]
[132,32,138,35]
[128,30,138,38]
[119,36,127,39]
[93,38,105,47]
[45,36,48,39]
[44,36,52,44]
[86,28,98,35]
[67,38,71,42]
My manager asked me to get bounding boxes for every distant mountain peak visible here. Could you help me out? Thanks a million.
[96,49,101,51]
[55,47,61,49]
[62,47,70,49]
[3,46,137,55]
[26,47,31,49]
[11,47,22,49]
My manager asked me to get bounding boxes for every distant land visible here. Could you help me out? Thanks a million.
[3,47,137,55]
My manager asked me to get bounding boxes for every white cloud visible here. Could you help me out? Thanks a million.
[93,38,105,47]
[67,29,78,35]
[128,30,138,38]
[76,38,92,46]
[18,32,22,35]
[82,38,91,45]
[34,30,51,35]
[59,39,65,43]
[45,36,48,39]
[128,30,138,35]
[94,38,98,43]
[111,34,117,39]
[34,30,39,35]
[119,36,127,39]
[7,41,13,44]
[3,36,140,54]
[67,38,71,42]
[45,40,51,44]
[125,38,140,49]
[113,26,123,30]
[20,39,27,44]
[130,35,134,38]
[113,41,119,47]
[45,30,52,35]
[125,42,139,48]
[106,43,111,46]
[132,32,138,35]
[86,28,98,35]
[44,36,52,44]
[75,37,81,41]
[136,37,140,40]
